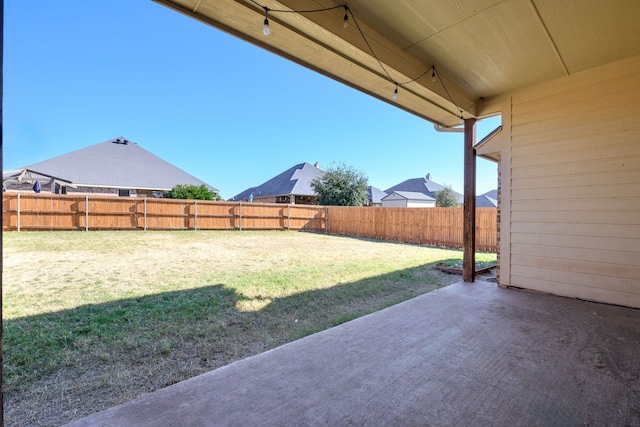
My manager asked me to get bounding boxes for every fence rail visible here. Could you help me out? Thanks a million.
[2,194,497,251]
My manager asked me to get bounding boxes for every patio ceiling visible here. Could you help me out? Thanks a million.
[154,0,640,127]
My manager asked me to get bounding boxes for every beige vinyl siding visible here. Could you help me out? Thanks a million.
[508,55,640,308]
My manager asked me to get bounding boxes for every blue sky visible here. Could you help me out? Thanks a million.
[5,0,499,200]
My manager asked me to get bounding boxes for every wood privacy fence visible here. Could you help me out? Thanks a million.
[326,206,497,252]
[2,194,497,251]
[2,194,327,232]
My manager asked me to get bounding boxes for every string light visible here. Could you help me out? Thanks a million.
[250,0,473,123]
[262,7,270,36]
[343,6,349,29]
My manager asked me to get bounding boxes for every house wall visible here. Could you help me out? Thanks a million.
[253,196,278,204]
[66,187,138,197]
[381,198,435,208]
[406,200,436,208]
[4,184,140,197]
[504,54,640,308]
[381,198,407,207]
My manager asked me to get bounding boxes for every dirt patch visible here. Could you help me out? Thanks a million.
[434,263,497,282]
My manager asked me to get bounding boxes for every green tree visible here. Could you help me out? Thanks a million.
[311,163,369,206]
[436,185,461,207]
[164,184,220,201]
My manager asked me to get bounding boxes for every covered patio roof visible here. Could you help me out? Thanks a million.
[153,0,640,127]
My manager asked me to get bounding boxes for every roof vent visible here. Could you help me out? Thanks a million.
[426,173,431,180]
[113,138,129,145]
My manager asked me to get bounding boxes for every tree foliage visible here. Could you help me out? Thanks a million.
[311,163,369,206]
[436,185,461,207]
[164,184,220,201]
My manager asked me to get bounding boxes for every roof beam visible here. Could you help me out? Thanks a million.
[527,0,569,76]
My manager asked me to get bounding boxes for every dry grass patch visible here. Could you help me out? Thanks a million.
[3,230,495,426]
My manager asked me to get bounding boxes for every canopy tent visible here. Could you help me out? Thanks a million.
[3,168,76,192]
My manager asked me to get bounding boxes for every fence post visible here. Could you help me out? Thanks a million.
[85,195,89,231]
[17,193,21,232]
[239,202,242,231]
[144,198,147,231]
[325,206,329,233]
[194,200,198,231]
[287,204,290,231]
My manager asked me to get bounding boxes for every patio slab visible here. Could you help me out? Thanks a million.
[67,281,640,426]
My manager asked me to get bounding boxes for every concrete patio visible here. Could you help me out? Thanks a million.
[67,280,640,426]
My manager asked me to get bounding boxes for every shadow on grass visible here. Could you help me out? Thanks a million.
[4,261,458,426]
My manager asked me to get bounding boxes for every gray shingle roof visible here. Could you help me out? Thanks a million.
[368,186,387,204]
[382,191,436,201]
[480,189,498,200]
[384,175,463,202]
[476,190,498,207]
[231,163,324,201]
[22,137,218,192]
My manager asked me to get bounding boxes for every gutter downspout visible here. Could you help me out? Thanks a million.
[434,124,464,133]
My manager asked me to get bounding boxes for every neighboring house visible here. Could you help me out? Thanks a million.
[476,190,498,208]
[381,191,436,208]
[384,174,463,203]
[230,162,324,205]
[367,186,387,207]
[3,136,219,197]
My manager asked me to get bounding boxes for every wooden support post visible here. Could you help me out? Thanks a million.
[463,118,477,282]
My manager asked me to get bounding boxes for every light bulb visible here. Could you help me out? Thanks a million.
[459,115,464,125]
[431,69,436,82]
[263,18,270,36]
[393,86,398,100]
[343,13,348,28]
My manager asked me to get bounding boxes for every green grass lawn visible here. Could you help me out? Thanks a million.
[3,230,495,426]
